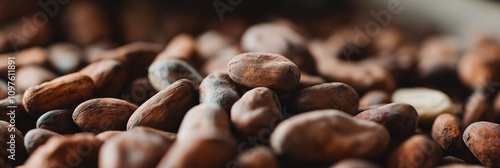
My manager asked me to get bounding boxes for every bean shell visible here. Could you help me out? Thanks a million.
[36,109,81,134]
[231,87,281,141]
[23,133,103,168]
[431,113,461,151]
[127,79,197,132]
[148,58,203,91]
[463,121,500,168]
[270,110,389,166]
[73,98,138,133]
[228,52,301,93]
[23,73,95,117]
[24,129,61,154]
[288,82,359,115]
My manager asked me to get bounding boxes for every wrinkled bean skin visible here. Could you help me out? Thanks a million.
[127,79,197,132]
[73,98,138,133]
[388,135,442,168]
[288,82,359,115]
[23,73,95,117]
[228,52,301,93]
[157,104,237,168]
[463,122,500,168]
[231,87,282,141]
[199,72,244,113]
[378,102,419,137]
[432,113,461,151]
[148,58,203,92]
[270,110,389,166]
[355,108,416,140]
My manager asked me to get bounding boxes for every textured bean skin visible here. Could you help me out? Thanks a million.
[199,72,243,113]
[228,52,301,93]
[23,73,95,117]
[73,98,138,133]
[289,82,359,115]
[270,110,389,166]
[463,122,500,168]
[127,79,197,132]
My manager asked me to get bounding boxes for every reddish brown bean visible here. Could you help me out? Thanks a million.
[288,82,359,115]
[127,79,197,132]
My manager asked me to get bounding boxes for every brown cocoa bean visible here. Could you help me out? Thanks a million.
[241,21,315,73]
[148,58,203,91]
[355,106,418,140]
[432,113,461,151]
[231,87,281,141]
[99,131,174,168]
[23,133,103,168]
[463,121,500,168]
[127,79,197,132]
[329,159,381,168]
[288,82,359,115]
[37,109,81,134]
[80,59,126,97]
[388,135,442,168]
[23,73,95,117]
[199,72,243,113]
[24,128,61,154]
[462,89,495,129]
[157,103,237,168]
[228,52,301,93]
[237,146,279,168]
[73,98,138,133]
[270,110,389,166]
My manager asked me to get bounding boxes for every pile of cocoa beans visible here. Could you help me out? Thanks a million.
[1,1,500,168]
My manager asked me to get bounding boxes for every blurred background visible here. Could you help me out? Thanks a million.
[1,0,500,49]
[2,0,500,98]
